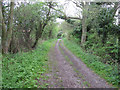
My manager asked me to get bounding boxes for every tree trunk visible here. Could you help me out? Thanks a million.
[32,37,39,48]
[9,33,19,54]
[5,1,14,53]
[102,31,107,46]
[118,35,120,62]
[32,22,43,48]
[118,31,120,87]
[81,15,87,46]
[49,30,52,39]
[32,5,51,48]
[0,1,14,54]
[81,2,88,46]
[23,30,33,50]
[0,1,7,54]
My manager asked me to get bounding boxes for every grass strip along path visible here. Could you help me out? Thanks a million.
[2,39,56,88]
[63,39,118,88]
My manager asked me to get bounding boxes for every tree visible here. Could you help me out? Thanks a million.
[42,21,59,40]
[80,2,89,46]
[32,2,60,48]
[0,0,14,54]
[2,1,62,53]
[60,0,89,46]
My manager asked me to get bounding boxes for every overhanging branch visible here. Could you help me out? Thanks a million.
[67,16,82,20]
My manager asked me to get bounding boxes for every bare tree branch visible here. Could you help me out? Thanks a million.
[72,1,83,9]
[66,16,82,20]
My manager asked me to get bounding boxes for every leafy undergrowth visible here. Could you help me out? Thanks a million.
[63,39,119,87]
[2,39,55,88]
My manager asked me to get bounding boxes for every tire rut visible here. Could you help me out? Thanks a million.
[47,39,113,88]
[59,40,113,88]
[48,39,84,88]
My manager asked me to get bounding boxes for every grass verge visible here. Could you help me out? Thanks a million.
[63,39,118,87]
[2,39,55,88]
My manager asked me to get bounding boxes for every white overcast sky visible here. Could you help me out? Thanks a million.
[56,0,80,23]
[7,0,119,22]
[56,0,119,22]
[9,0,77,22]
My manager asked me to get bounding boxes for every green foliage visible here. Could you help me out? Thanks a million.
[2,39,55,88]
[84,28,118,63]
[14,2,49,30]
[70,23,82,42]
[64,39,119,87]
[66,3,119,64]
[42,22,59,40]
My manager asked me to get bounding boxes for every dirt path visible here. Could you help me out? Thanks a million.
[47,39,112,88]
